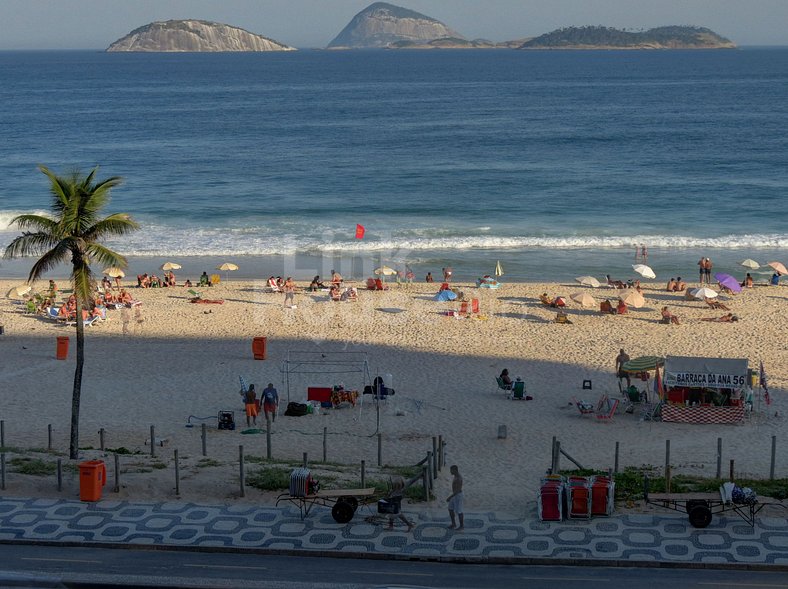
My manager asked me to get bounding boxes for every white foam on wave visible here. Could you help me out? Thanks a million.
[0,210,50,228]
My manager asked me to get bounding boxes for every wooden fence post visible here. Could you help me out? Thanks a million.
[716,437,722,479]
[361,460,366,488]
[150,425,155,458]
[174,449,180,495]
[48,424,53,451]
[422,466,429,501]
[56,459,62,492]
[1,453,5,490]
[432,437,438,478]
[665,440,671,492]
[323,427,327,463]
[201,424,207,457]
[614,441,619,474]
[239,445,245,497]
[729,459,735,482]
[0,420,4,448]
[99,428,105,452]
[113,454,120,493]
[438,435,443,470]
[377,433,382,466]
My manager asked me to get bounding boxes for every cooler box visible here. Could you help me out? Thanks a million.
[289,468,312,497]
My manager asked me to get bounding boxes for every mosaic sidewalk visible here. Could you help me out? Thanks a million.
[1,497,787,565]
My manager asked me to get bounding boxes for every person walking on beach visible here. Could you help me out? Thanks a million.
[244,384,258,427]
[704,258,712,284]
[697,257,706,284]
[262,383,279,423]
[283,277,296,308]
[447,465,464,531]
[641,244,648,261]
[615,349,631,388]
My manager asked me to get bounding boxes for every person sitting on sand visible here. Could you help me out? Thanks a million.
[330,270,343,286]
[309,275,326,291]
[200,272,210,287]
[606,274,626,289]
[600,299,615,314]
[741,273,753,288]
[674,277,686,292]
[425,272,434,283]
[184,279,192,288]
[539,293,554,306]
[119,289,133,305]
[705,298,731,311]
[617,299,628,314]
[701,313,739,322]
[499,369,513,389]
[666,278,676,291]
[661,306,680,325]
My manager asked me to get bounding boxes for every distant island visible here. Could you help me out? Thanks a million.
[520,26,736,50]
[106,20,295,52]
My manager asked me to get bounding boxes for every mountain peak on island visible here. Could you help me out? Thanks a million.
[520,25,735,50]
[107,20,295,52]
[327,2,464,49]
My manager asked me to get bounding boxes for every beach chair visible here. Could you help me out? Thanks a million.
[210,274,221,285]
[640,400,662,422]
[508,380,526,400]
[471,298,480,314]
[495,376,512,393]
[595,395,619,421]
[187,289,202,301]
[555,311,572,324]
[572,396,595,416]
[459,301,469,316]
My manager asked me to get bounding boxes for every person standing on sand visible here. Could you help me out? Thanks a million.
[283,277,296,308]
[615,349,631,388]
[704,258,712,284]
[641,244,648,261]
[447,464,464,530]
[262,383,279,423]
[697,257,706,284]
[244,384,258,427]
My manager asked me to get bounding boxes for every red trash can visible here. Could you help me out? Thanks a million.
[56,336,70,360]
[79,460,106,501]
[252,337,267,360]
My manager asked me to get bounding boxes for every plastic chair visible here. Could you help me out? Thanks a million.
[509,380,526,400]
[495,376,512,393]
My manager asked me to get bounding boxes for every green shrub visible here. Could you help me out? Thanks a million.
[246,467,290,491]
[9,458,56,476]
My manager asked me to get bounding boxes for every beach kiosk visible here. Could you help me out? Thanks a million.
[661,356,750,424]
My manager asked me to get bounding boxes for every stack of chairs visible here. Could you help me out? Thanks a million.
[538,475,565,521]
[591,475,616,516]
[567,476,592,519]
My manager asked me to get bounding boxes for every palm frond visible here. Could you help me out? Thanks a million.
[3,232,63,260]
[8,214,59,234]
[84,214,140,242]
[85,243,127,270]
[27,242,72,282]
[71,263,95,306]
[39,165,73,212]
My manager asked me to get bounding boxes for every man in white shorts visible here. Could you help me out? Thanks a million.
[447,464,464,530]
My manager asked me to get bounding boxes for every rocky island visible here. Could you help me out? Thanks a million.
[520,26,736,50]
[327,2,464,49]
[107,20,295,52]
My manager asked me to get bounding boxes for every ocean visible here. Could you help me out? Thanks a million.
[0,48,786,283]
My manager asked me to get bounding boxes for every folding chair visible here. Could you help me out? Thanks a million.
[508,380,525,400]
[595,395,619,420]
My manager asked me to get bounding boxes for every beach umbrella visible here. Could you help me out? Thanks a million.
[217,262,238,282]
[575,276,601,288]
[714,272,743,293]
[494,260,504,277]
[740,259,760,270]
[103,267,125,278]
[619,289,645,308]
[622,356,664,373]
[632,264,656,279]
[690,287,718,300]
[767,261,788,275]
[374,266,397,277]
[6,285,32,299]
[570,292,595,307]
[160,262,182,271]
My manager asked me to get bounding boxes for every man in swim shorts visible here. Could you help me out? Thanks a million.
[447,465,464,531]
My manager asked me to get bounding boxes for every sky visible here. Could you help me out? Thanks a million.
[1,0,787,49]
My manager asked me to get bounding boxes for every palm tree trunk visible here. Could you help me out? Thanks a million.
[70,300,85,460]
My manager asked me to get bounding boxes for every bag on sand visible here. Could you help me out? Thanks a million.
[285,401,308,417]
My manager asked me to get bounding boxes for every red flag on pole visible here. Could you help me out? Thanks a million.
[355,224,365,239]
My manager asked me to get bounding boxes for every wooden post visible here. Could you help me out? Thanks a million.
[614,441,620,474]
[174,449,180,496]
[665,439,670,484]
[729,459,735,482]
[716,437,722,479]
[113,454,120,493]
[150,425,155,458]
[99,428,105,452]
[0,420,4,448]
[432,437,438,477]
[361,460,366,488]
[56,459,62,492]
[48,424,53,451]
[422,466,429,501]
[201,424,207,457]
[426,451,433,485]
[1,453,5,490]
[770,435,776,480]
[666,465,672,494]
[302,452,308,469]
[551,436,557,472]
[438,435,443,470]
[377,433,382,467]
[239,445,245,497]
[265,413,272,459]
[554,440,561,473]
[323,427,327,463]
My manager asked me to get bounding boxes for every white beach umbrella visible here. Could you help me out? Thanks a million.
[161,262,182,271]
[374,266,397,276]
[570,292,595,307]
[494,260,504,277]
[690,287,718,300]
[103,267,125,278]
[217,262,238,282]
[620,289,646,308]
[575,276,601,288]
[632,264,656,279]
[7,285,32,299]
[740,259,760,270]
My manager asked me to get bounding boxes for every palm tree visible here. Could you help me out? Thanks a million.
[3,166,139,459]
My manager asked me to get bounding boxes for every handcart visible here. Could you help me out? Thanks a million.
[644,476,784,528]
[275,467,376,523]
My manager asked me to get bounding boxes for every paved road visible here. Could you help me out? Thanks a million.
[3,545,788,589]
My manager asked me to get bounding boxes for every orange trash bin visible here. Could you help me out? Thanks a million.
[252,337,267,360]
[79,460,106,501]
[56,336,70,360]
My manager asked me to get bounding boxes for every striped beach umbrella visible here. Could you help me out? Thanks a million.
[622,356,664,373]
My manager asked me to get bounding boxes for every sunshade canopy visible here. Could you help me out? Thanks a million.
[217,263,238,271]
[103,267,125,277]
[622,356,665,372]
[663,356,749,390]
[740,259,760,270]
[570,292,595,307]
[620,290,645,308]
[7,285,32,299]
[767,261,787,275]
[575,276,601,288]
[161,262,182,271]
[374,266,397,276]
[632,264,656,279]
[690,287,718,300]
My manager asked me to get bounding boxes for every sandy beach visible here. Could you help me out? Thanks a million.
[0,277,786,513]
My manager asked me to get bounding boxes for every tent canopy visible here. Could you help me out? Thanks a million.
[663,356,748,390]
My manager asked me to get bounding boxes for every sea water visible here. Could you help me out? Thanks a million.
[0,48,786,282]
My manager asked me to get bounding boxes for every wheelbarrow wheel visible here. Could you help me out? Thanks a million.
[332,499,355,524]
[688,504,712,528]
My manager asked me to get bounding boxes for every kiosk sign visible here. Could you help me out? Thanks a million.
[664,356,748,390]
